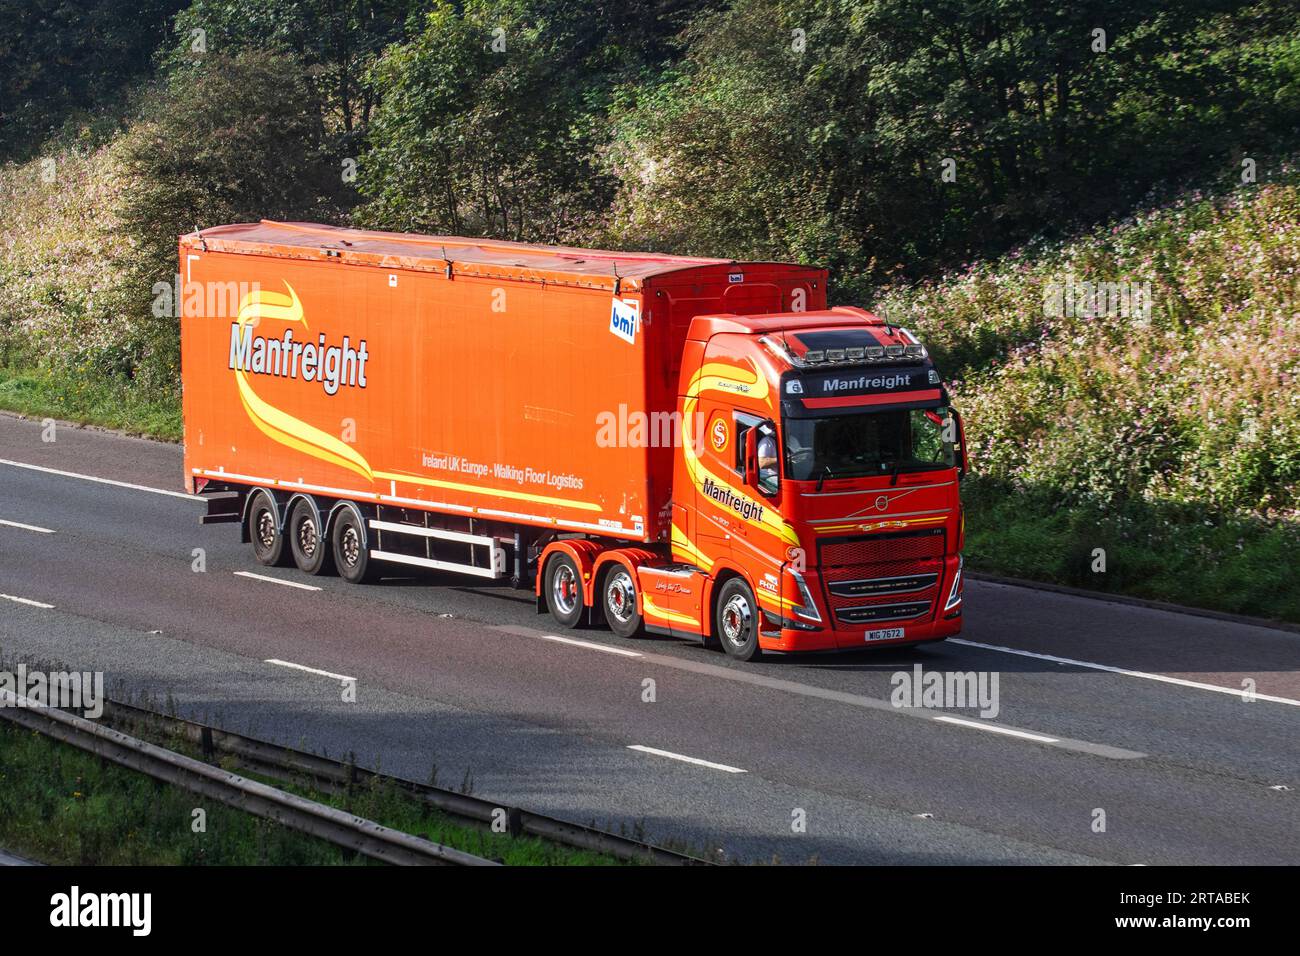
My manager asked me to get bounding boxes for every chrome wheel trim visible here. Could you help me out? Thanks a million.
[721,594,752,647]
[552,563,579,616]
[605,570,636,624]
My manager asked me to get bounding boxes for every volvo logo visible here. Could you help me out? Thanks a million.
[848,486,918,519]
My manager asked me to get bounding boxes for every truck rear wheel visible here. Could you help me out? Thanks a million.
[288,498,334,576]
[602,565,644,639]
[248,490,286,567]
[544,554,584,629]
[331,506,377,584]
[715,577,762,661]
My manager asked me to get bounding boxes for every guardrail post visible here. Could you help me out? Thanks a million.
[200,726,215,761]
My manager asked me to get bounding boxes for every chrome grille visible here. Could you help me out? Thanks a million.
[827,572,938,597]
[817,529,946,627]
[835,601,932,624]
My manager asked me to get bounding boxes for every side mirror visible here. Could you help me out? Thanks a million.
[953,409,970,478]
[744,426,759,487]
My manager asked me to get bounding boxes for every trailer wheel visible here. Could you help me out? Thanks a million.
[715,577,762,661]
[544,554,584,629]
[602,565,644,639]
[248,490,287,567]
[288,498,334,576]
[332,506,377,584]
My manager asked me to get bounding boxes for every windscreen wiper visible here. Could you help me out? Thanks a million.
[816,465,834,493]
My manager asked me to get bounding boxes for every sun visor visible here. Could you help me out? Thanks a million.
[780,364,946,418]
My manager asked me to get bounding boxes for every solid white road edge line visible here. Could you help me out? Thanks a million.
[0,458,196,500]
[0,593,55,609]
[264,659,356,682]
[233,571,322,592]
[627,745,747,773]
[950,638,1300,708]
[540,634,643,657]
[0,518,55,534]
[933,714,1060,743]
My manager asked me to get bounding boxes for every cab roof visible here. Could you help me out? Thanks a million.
[689,307,921,350]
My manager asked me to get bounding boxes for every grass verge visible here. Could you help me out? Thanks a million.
[0,719,624,865]
[963,476,1300,625]
[0,365,181,441]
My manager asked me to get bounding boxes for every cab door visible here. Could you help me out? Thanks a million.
[694,403,742,563]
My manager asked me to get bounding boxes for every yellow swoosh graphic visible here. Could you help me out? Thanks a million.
[683,361,800,549]
[642,594,700,628]
[235,284,374,481]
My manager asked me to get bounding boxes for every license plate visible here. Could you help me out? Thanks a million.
[865,627,905,643]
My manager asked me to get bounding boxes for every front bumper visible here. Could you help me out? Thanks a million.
[760,612,962,652]
[761,552,964,653]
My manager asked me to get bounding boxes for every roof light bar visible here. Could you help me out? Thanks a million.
[761,334,929,369]
[797,342,927,368]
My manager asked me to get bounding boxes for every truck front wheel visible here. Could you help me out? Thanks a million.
[332,506,377,584]
[715,578,762,661]
[544,554,584,629]
[248,490,286,567]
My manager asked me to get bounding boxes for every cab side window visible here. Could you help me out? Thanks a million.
[734,412,779,496]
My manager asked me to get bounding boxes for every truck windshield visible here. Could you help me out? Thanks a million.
[784,406,955,481]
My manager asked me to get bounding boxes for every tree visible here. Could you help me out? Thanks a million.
[0,0,184,157]
[606,0,1300,293]
[357,0,705,242]
[164,0,425,139]
[110,49,346,391]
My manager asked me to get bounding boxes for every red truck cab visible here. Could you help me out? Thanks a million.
[541,305,967,660]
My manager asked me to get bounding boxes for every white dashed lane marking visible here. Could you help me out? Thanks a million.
[265,659,355,682]
[234,571,322,592]
[0,518,55,534]
[627,745,747,774]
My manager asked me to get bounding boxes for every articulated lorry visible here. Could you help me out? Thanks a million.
[180,221,967,660]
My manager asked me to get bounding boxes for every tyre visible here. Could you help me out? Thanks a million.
[715,577,761,661]
[331,505,377,584]
[288,498,334,576]
[544,554,584,629]
[601,564,643,638]
[247,490,287,567]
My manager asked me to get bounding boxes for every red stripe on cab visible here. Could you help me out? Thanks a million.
[800,388,941,409]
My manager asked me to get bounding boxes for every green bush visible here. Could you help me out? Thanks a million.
[883,168,1300,521]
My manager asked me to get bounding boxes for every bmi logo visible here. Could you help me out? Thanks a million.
[609,297,640,345]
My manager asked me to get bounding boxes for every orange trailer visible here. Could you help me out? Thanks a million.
[181,221,966,659]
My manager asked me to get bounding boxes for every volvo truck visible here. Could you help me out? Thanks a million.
[180,221,967,660]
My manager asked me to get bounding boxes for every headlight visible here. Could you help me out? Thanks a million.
[944,555,963,611]
[788,569,822,624]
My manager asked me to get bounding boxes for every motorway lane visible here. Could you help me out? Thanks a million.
[1,413,1298,863]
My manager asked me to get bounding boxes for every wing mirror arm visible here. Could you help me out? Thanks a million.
[953,409,970,479]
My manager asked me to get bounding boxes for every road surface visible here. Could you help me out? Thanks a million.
[1,413,1297,864]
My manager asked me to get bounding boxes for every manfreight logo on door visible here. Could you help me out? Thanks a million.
[609,297,640,345]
